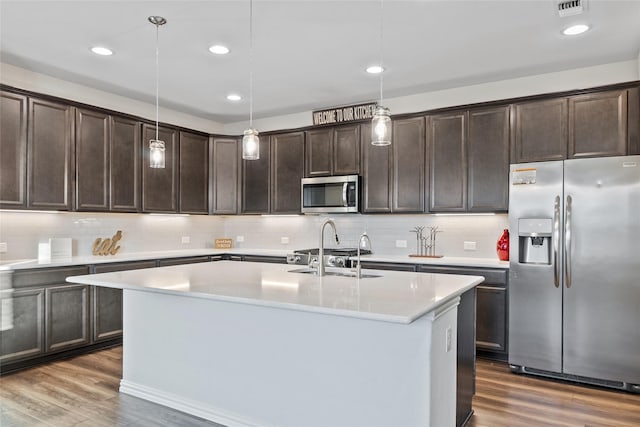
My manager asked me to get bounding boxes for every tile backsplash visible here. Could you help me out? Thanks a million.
[0,211,508,260]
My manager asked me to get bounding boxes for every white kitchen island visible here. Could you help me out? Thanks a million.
[67,261,483,427]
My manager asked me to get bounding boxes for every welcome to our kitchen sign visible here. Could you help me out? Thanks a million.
[312,102,377,126]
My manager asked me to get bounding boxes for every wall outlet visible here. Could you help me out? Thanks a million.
[280,236,290,244]
[395,240,407,248]
[181,236,190,244]
[446,326,452,352]
[236,236,245,243]
[0,242,7,253]
[463,241,477,251]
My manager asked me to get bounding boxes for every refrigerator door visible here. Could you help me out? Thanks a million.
[508,161,564,372]
[563,155,640,384]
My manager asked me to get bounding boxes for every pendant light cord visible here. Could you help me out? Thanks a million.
[379,0,384,106]
[155,21,160,142]
[249,0,254,128]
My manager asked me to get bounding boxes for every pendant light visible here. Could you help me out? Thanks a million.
[371,0,391,146]
[242,0,259,160]
[148,15,167,168]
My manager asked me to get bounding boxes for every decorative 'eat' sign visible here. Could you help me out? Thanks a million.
[93,230,123,256]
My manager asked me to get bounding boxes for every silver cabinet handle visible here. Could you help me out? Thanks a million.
[342,182,349,207]
[565,195,572,288]
[553,195,560,288]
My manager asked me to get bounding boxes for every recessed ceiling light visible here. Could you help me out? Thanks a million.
[562,24,590,36]
[209,45,230,55]
[90,46,113,56]
[227,94,242,101]
[366,65,384,74]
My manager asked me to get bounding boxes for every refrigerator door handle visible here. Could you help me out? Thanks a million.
[565,195,572,288]
[553,195,561,288]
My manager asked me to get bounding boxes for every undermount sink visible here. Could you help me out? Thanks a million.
[288,267,382,279]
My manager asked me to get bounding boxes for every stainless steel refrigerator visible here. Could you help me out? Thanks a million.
[508,155,640,392]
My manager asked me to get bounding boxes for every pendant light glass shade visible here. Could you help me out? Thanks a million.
[242,128,260,160]
[371,105,391,146]
[149,139,166,168]
[371,0,391,146]
[148,15,166,168]
[242,0,260,160]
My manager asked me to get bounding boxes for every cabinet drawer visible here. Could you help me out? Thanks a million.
[158,256,211,267]
[13,266,90,288]
[93,260,158,273]
[416,265,507,285]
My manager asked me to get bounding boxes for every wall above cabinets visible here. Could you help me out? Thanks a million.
[1,81,638,215]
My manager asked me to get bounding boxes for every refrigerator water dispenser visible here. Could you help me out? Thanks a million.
[518,218,552,264]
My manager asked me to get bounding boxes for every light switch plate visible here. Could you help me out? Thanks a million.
[463,241,477,251]
[395,240,407,248]
[280,237,290,244]
[0,242,7,253]
[236,236,245,243]
[181,236,190,244]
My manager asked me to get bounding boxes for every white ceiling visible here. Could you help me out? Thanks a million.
[1,1,639,124]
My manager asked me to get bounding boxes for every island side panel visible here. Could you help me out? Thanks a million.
[120,289,459,427]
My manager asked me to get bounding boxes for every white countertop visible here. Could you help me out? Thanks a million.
[67,261,483,324]
[0,248,507,271]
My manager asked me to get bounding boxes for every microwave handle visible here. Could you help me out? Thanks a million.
[342,182,349,207]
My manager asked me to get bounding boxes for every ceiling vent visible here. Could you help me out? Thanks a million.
[557,0,586,17]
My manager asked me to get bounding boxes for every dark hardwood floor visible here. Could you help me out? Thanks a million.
[1,347,639,426]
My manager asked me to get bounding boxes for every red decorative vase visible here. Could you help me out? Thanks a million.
[497,228,509,261]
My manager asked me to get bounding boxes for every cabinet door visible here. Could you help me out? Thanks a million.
[76,108,109,211]
[393,117,425,212]
[110,115,141,212]
[361,123,392,213]
[305,129,332,177]
[142,124,178,212]
[629,87,640,155]
[0,287,44,362]
[429,112,467,211]
[513,98,568,163]
[333,124,360,175]
[27,98,74,210]
[242,136,271,213]
[45,284,90,352]
[468,106,510,212]
[476,285,507,353]
[211,137,240,214]
[271,132,304,214]
[179,131,209,214]
[92,287,122,342]
[0,91,27,208]
[569,90,628,158]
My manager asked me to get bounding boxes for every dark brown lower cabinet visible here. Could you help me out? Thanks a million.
[45,284,90,352]
[0,287,44,363]
[457,287,477,427]
[476,285,507,354]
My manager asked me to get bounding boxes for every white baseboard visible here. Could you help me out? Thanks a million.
[119,380,261,427]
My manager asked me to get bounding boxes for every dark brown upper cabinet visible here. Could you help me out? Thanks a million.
[27,98,75,210]
[142,124,178,213]
[361,123,392,213]
[178,131,209,214]
[467,106,510,212]
[513,88,636,163]
[110,116,141,212]
[512,98,568,164]
[211,137,240,215]
[429,111,467,212]
[271,132,305,214]
[569,89,628,159]
[0,91,27,208]
[392,117,425,212]
[305,124,360,177]
[241,136,271,214]
[76,110,141,212]
[75,108,110,211]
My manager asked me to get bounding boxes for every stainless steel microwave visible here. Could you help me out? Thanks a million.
[301,175,359,213]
